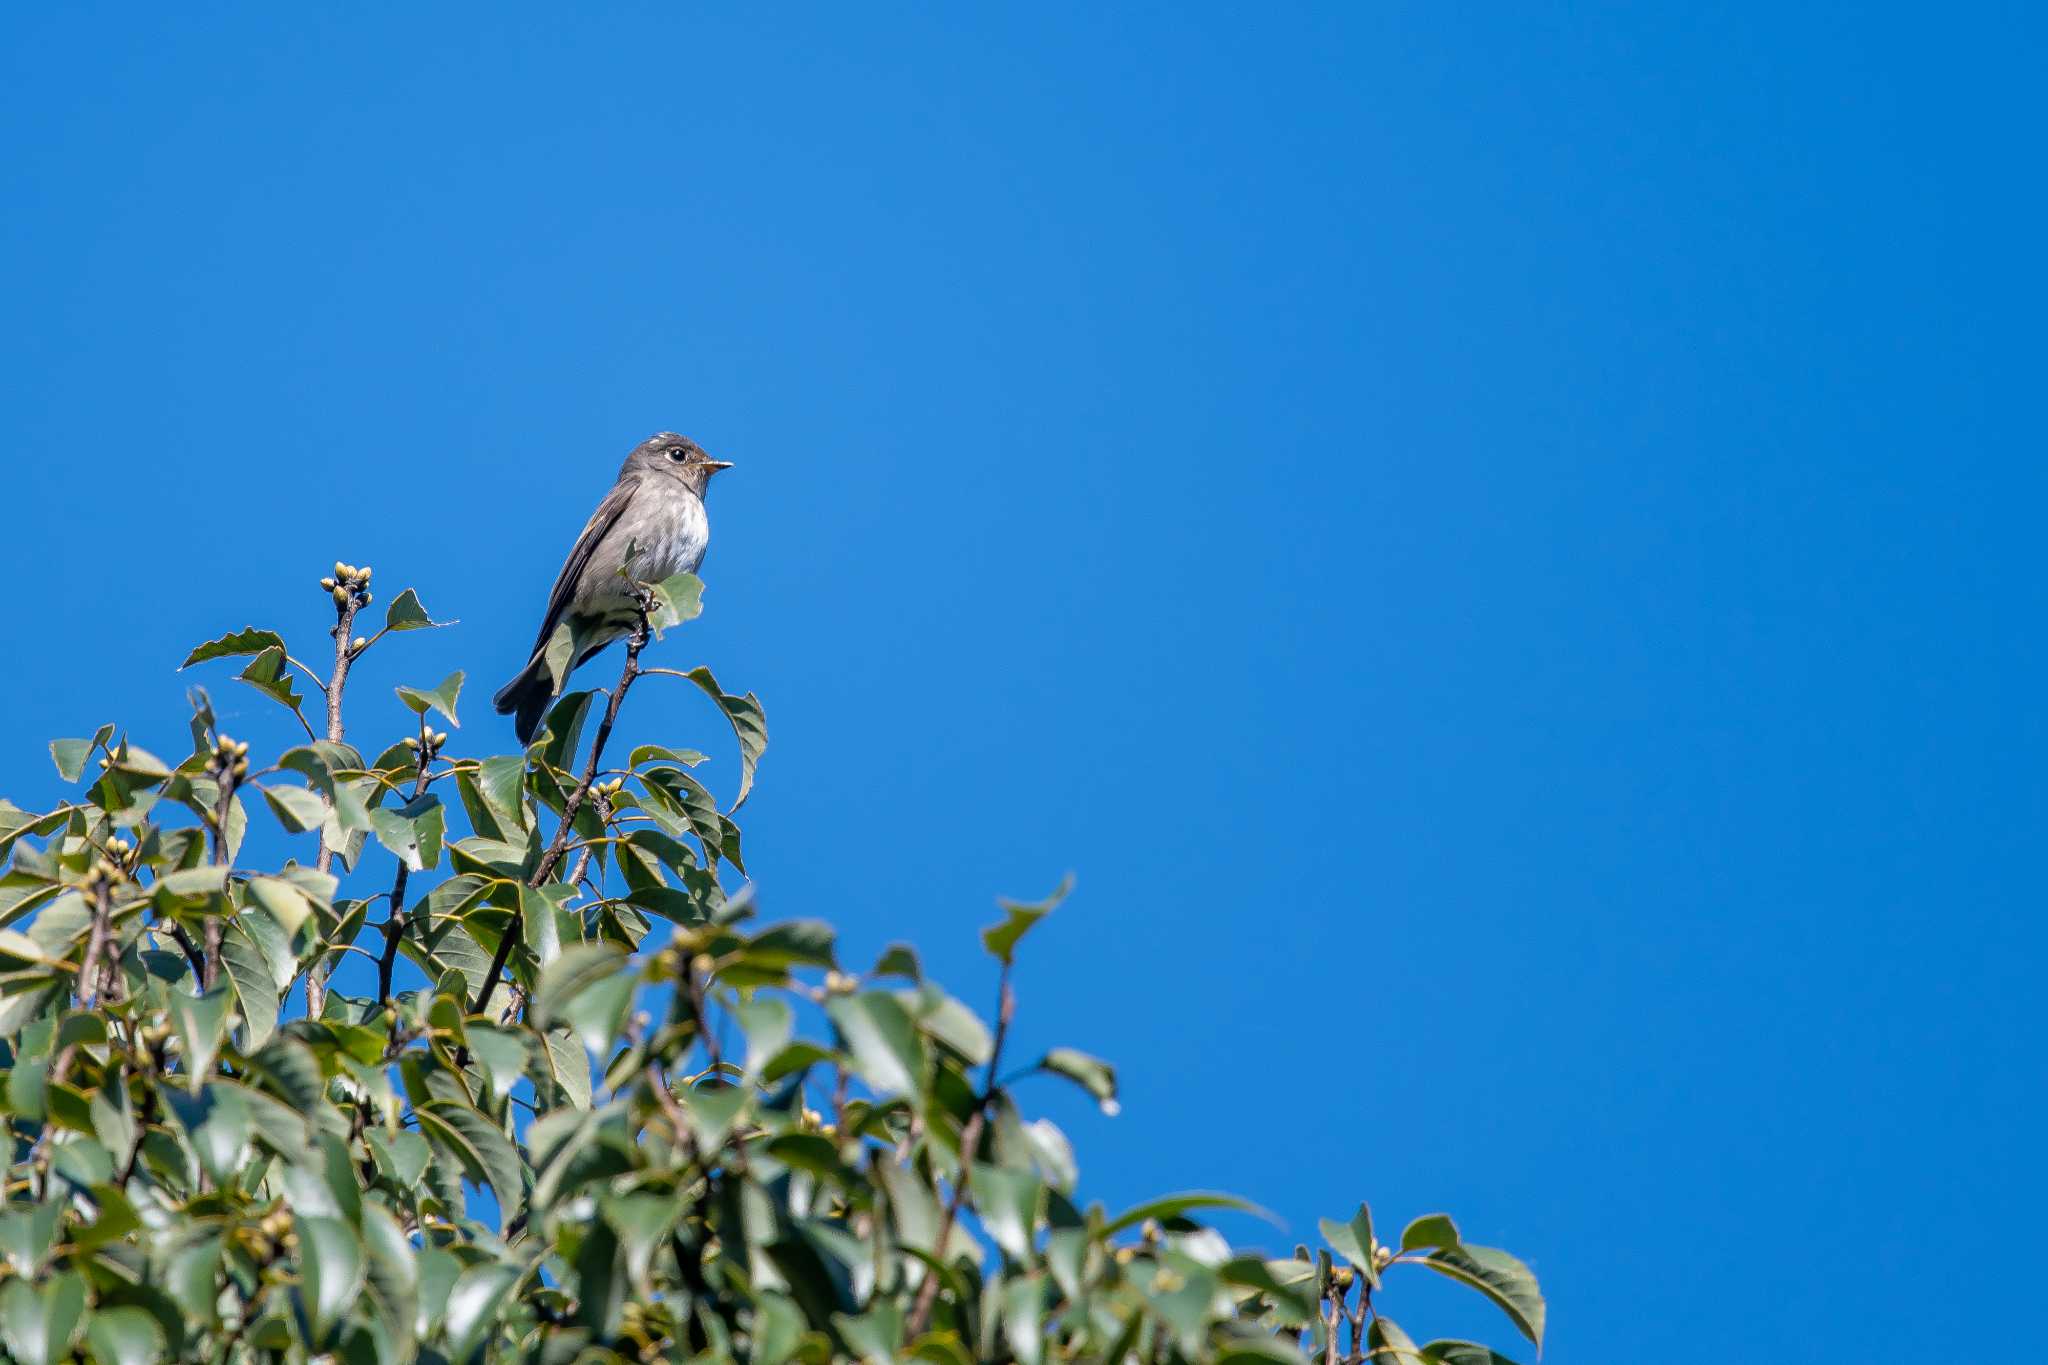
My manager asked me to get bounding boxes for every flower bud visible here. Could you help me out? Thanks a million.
[1114,1247,1136,1266]
[434,731,449,749]
[690,953,715,978]
[320,577,336,592]
[1333,1266,1355,1290]
[362,591,373,606]
[359,566,372,583]
[334,562,348,581]
[402,736,420,750]
[332,586,350,609]
[351,637,366,652]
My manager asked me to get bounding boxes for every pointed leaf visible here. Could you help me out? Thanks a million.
[383,588,442,633]
[981,876,1073,966]
[683,665,767,809]
[396,671,464,728]
[181,627,287,669]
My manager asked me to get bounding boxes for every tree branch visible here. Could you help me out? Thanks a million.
[374,716,435,1005]
[906,961,1016,1338]
[308,566,369,1016]
[470,613,649,1019]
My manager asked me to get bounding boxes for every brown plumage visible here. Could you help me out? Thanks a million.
[493,432,732,744]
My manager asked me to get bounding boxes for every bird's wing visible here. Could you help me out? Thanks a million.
[525,477,640,657]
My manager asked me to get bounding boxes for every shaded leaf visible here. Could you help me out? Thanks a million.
[981,876,1073,966]
[383,588,442,632]
[682,665,767,809]
[396,670,464,728]
[180,627,286,669]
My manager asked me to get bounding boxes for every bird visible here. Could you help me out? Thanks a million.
[493,431,732,744]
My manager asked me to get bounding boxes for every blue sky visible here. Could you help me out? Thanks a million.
[3,4,2042,1357]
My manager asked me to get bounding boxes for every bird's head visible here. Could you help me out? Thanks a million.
[625,431,732,495]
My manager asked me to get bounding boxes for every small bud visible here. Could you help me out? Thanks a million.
[320,577,336,592]
[1333,1266,1355,1290]
[824,970,857,996]
[434,731,449,749]
[403,736,420,751]
[1114,1247,1136,1266]
[690,953,716,978]
[351,636,366,652]
[362,591,373,606]
[233,740,250,756]
[334,562,348,581]
[801,1108,822,1128]
[1373,1244,1394,1269]
[359,566,372,583]
[332,586,350,609]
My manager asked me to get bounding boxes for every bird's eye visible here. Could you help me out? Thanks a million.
[666,446,687,460]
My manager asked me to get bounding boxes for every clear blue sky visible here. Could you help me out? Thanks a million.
[3,4,2040,1357]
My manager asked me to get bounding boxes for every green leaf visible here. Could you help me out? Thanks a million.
[370,794,445,873]
[905,985,992,1065]
[464,1025,527,1104]
[1321,1201,1380,1290]
[1102,1191,1268,1237]
[219,922,280,1049]
[678,1083,749,1150]
[49,738,96,783]
[537,1027,591,1111]
[1401,1213,1461,1252]
[1368,1318,1430,1365]
[646,571,704,636]
[532,943,629,1031]
[682,665,767,809]
[1419,1244,1545,1347]
[247,876,315,939]
[738,996,794,1077]
[361,1204,421,1359]
[296,1215,367,1346]
[419,1100,525,1221]
[970,1162,1042,1260]
[262,783,329,834]
[181,627,287,669]
[237,645,305,713]
[553,971,634,1057]
[826,991,926,1098]
[981,876,1073,966]
[1422,1343,1525,1365]
[0,1269,84,1365]
[475,755,528,829]
[168,987,233,1088]
[441,1262,522,1362]
[0,1201,61,1276]
[1039,1047,1119,1115]
[1001,1272,1047,1365]
[383,588,442,632]
[396,670,464,727]
[84,1307,166,1365]
[628,744,706,769]
[162,1083,252,1185]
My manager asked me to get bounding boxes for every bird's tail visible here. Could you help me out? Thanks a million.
[493,655,556,747]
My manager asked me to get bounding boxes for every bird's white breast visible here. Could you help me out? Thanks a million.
[640,492,710,582]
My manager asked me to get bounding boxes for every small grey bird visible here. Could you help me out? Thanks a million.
[494,432,732,744]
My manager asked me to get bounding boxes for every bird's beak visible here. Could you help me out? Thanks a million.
[702,459,734,474]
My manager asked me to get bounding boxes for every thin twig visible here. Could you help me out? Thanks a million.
[469,612,649,1019]
[906,961,1016,1338]
[308,582,365,1017]
[374,717,435,1005]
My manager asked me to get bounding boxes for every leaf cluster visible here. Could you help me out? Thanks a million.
[0,568,1542,1363]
